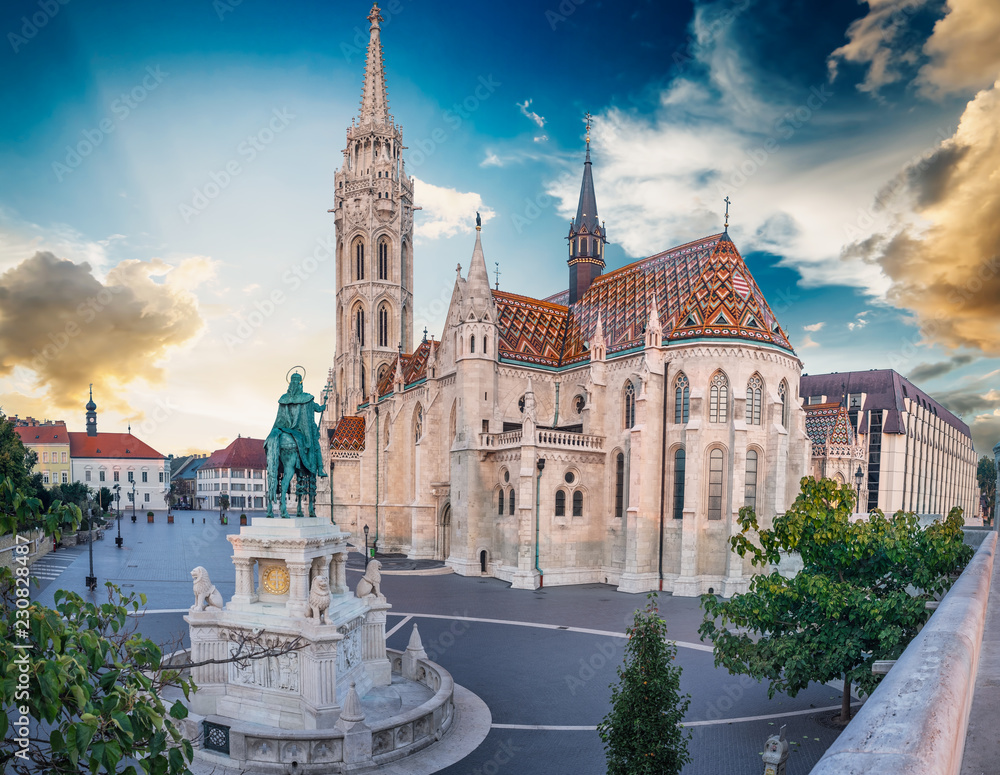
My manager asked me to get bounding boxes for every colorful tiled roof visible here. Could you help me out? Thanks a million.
[331,416,366,451]
[375,339,438,397]
[202,437,266,471]
[494,234,793,368]
[68,432,165,459]
[15,423,69,444]
[804,403,856,447]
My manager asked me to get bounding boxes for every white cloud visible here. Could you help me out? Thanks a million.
[481,152,503,168]
[533,134,548,143]
[412,178,495,241]
[847,311,869,331]
[800,333,821,348]
[804,322,826,332]
[517,99,546,129]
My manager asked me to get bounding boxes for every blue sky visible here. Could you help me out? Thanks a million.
[0,0,998,457]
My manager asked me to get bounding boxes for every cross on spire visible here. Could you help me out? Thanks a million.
[494,261,501,290]
[585,111,592,147]
[724,196,731,232]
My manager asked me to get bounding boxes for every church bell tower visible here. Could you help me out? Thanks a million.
[567,115,606,305]
[332,2,415,415]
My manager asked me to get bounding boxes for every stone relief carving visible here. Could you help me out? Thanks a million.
[337,617,363,674]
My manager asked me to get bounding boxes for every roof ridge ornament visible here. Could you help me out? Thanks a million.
[724,195,731,233]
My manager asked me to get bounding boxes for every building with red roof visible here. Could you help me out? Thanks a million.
[12,419,70,487]
[66,390,169,510]
[196,436,266,511]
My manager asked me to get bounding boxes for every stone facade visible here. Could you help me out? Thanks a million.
[318,5,812,597]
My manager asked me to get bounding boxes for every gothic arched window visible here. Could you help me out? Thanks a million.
[709,372,729,423]
[614,452,625,519]
[623,382,636,429]
[498,489,505,516]
[555,490,566,517]
[674,374,690,424]
[745,449,759,511]
[508,487,515,515]
[672,449,685,519]
[360,365,366,397]
[572,491,583,517]
[378,304,389,348]
[354,305,366,347]
[377,364,388,384]
[354,239,365,281]
[378,239,389,280]
[779,381,789,429]
[708,448,725,520]
[746,375,763,426]
[470,335,476,354]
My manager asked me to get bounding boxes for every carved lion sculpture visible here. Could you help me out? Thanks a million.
[355,560,384,600]
[191,566,223,611]
[308,574,332,624]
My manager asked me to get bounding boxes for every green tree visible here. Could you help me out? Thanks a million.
[598,595,691,775]
[0,414,40,498]
[978,455,996,523]
[700,477,972,722]
[219,494,229,514]
[51,480,91,509]
[97,486,114,514]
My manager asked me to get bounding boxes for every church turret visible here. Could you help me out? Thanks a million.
[332,1,415,415]
[567,114,607,305]
[86,383,98,436]
[457,215,497,363]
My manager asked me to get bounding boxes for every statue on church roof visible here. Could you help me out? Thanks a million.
[265,370,327,518]
[476,211,481,229]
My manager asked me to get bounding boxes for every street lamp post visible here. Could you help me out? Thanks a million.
[855,465,865,515]
[131,480,137,522]
[113,484,123,547]
[363,524,370,569]
[85,497,97,591]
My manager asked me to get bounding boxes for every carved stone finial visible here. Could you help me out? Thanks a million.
[340,682,366,724]
[406,623,426,655]
[367,3,382,27]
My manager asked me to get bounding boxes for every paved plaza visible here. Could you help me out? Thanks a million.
[33,511,849,774]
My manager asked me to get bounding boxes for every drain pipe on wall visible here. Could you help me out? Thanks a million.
[658,360,670,591]
[536,458,546,588]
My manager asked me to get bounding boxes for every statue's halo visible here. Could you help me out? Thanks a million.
[286,365,307,383]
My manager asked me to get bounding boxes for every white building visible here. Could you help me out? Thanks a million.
[196,436,267,511]
[69,393,169,510]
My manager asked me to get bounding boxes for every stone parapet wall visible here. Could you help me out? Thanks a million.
[809,531,996,775]
[0,529,50,570]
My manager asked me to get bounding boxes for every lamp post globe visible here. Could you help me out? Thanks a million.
[85,497,97,590]
[363,524,370,569]
[854,465,864,514]
[114,483,123,547]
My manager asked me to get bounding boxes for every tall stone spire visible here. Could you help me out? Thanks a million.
[567,113,606,305]
[359,4,390,127]
[466,215,492,311]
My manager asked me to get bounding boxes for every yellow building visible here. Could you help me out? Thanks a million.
[14,419,71,487]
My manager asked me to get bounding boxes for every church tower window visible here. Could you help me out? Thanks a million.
[378,239,389,280]
[708,448,725,520]
[674,374,690,424]
[360,365,366,397]
[498,489,505,516]
[508,487,515,515]
[470,335,476,354]
[746,375,763,426]
[354,239,365,281]
[779,381,789,428]
[355,305,366,347]
[378,304,389,347]
[623,382,636,429]
[709,372,729,423]
[572,491,583,517]
[555,490,566,517]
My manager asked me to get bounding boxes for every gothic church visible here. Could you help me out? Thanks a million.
[321,4,811,595]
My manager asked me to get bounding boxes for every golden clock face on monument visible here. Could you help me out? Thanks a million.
[261,564,290,595]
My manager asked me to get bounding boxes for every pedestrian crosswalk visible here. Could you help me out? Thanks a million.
[30,555,75,581]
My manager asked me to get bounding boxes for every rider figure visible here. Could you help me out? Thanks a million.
[268,372,327,477]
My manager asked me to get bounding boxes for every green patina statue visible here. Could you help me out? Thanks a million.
[265,371,327,518]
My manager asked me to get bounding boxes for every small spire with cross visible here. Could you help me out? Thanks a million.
[724,196,731,232]
[494,261,501,291]
[422,326,428,344]
[584,111,593,157]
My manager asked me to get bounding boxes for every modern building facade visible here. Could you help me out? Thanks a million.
[169,453,208,508]
[800,370,978,518]
[67,392,170,510]
[319,5,812,596]
[197,436,267,511]
[13,419,71,486]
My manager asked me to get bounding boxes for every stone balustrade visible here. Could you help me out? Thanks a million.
[480,429,605,452]
[809,531,996,775]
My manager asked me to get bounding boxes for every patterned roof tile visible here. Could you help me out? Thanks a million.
[330,416,366,451]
